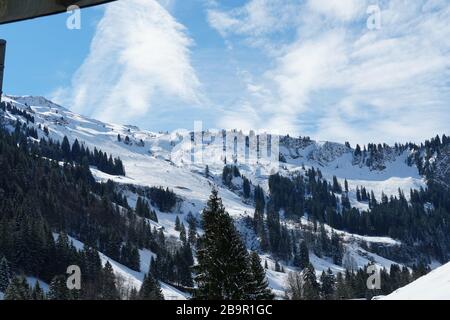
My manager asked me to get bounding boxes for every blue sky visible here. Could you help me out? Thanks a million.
[1,6,102,95]
[2,0,450,145]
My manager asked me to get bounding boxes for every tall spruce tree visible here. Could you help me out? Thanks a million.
[0,257,12,292]
[254,206,269,251]
[320,268,335,300]
[61,136,71,161]
[180,223,187,245]
[294,241,310,270]
[187,214,197,246]
[195,189,254,300]
[175,216,181,231]
[249,252,274,300]
[100,261,120,300]
[31,282,45,300]
[243,177,251,198]
[139,273,164,300]
[302,263,320,300]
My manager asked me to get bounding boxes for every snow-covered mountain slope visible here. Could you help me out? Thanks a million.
[1,95,425,201]
[0,95,438,297]
[1,95,428,232]
[381,262,450,300]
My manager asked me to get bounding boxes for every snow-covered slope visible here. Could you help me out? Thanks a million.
[1,95,426,202]
[381,262,450,300]
[0,95,437,298]
[1,95,426,232]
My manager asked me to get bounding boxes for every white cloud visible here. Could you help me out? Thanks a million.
[53,0,201,124]
[306,0,367,22]
[269,30,349,114]
[206,10,240,37]
[207,0,301,38]
[210,0,450,145]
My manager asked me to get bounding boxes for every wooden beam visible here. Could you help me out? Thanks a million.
[0,0,117,25]
[0,40,5,99]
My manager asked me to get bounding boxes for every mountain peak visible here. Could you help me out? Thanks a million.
[4,95,67,111]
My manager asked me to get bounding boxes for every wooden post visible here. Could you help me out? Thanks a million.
[0,40,6,103]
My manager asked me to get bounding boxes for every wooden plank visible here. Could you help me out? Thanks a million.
[0,0,117,25]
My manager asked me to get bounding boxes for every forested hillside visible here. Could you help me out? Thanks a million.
[0,122,190,299]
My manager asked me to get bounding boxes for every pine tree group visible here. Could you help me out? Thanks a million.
[4,276,31,300]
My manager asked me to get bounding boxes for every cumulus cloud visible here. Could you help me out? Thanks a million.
[53,0,201,124]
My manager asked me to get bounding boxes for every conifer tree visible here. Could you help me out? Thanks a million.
[354,144,362,157]
[71,139,81,162]
[175,215,181,231]
[0,257,12,292]
[120,242,140,272]
[294,241,310,270]
[334,272,347,300]
[332,176,342,193]
[139,273,164,300]
[243,177,251,198]
[180,223,187,245]
[330,232,344,266]
[31,282,45,300]
[254,207,268,251]
[129,287,139,300]
[48,275,72,300]
[101,261,120,300]
[187,214,197,246]
[320,268,335,300]
[195,189,254,300]
[249,252,274,300]
[61,136,71,160]
[302,263,320,300]
[178,243,195,287]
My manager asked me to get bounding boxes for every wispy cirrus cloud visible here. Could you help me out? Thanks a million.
[306,0,366,21]
[207,0,300,37]
[53,0,202,125]
[207,0,450,145]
